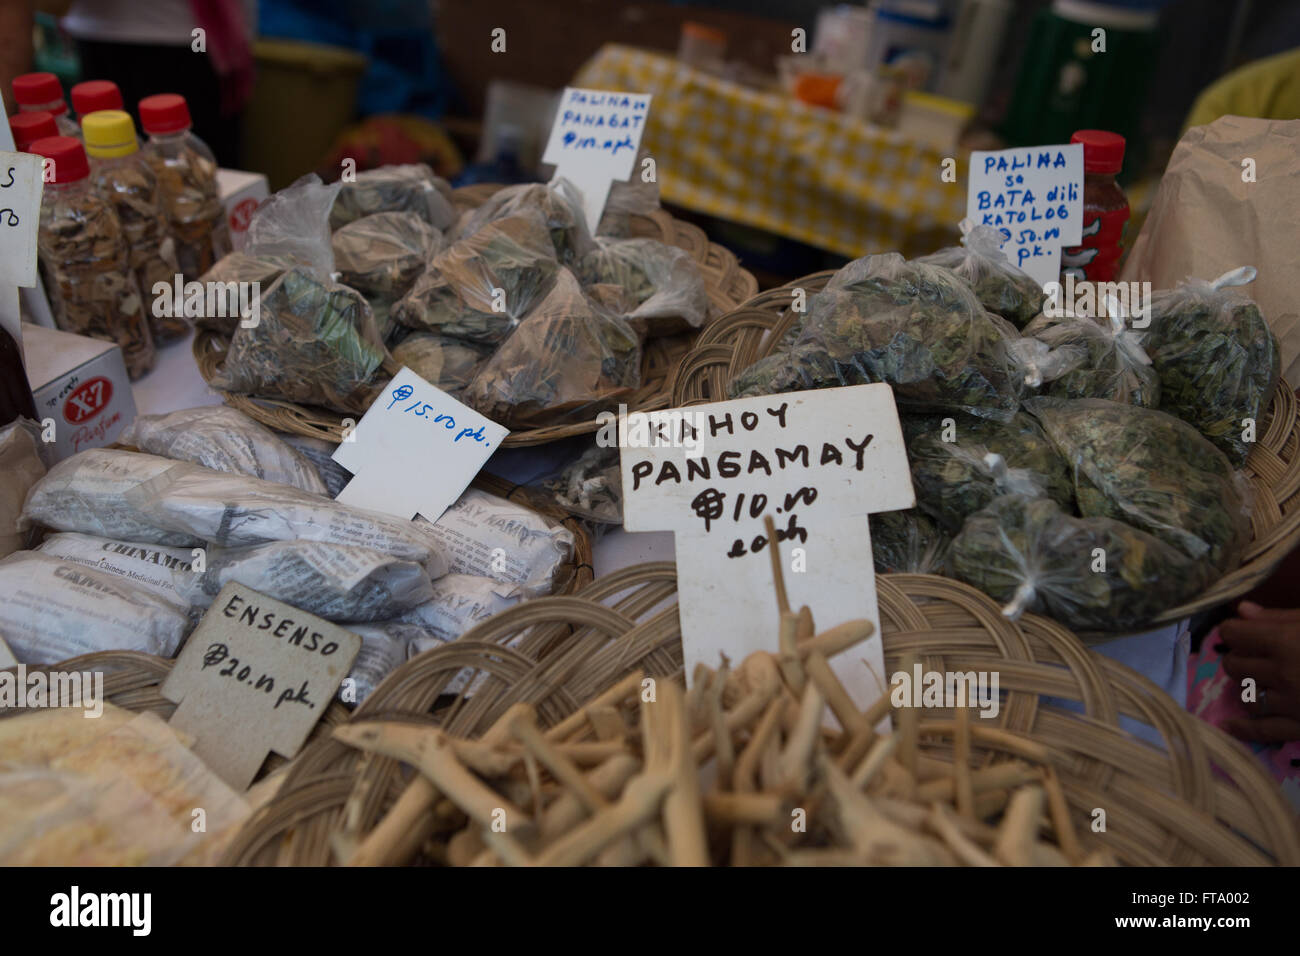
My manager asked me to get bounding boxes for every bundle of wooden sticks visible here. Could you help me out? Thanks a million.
[330,518,1113,866]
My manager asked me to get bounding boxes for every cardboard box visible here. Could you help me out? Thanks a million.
[23,323,136,462]
[218,168,270,252]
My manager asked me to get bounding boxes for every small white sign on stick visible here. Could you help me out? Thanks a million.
[160,583,361,791]
[542,87,652,232]
[620,384,914,717]
[332,366,509,524]
[0,142,45,345]
[966,143,1083,288]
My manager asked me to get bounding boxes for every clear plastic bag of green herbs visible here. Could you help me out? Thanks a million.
[907,410,1074,535]
[1139,267,1280,467]
[915,223,1045,329]
[214,267,389,414]
[728,253,1026,422]
[947,494,1211,632]
[869,509,950,575]
[1020,306,1160,408]
[1024,396,1252,573]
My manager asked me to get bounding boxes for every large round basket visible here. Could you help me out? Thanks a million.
[670,273,1300,626]
[219,565,1298,866]
[193,184,757,448]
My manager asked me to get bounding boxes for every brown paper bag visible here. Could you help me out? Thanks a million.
[0,420,46,559]
[1120,116,1300,385]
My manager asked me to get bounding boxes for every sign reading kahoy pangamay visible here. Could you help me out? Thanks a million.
[620,384,915,717]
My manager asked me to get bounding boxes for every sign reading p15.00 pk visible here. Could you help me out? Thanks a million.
[620,384,915,714]
[332,366,509,524]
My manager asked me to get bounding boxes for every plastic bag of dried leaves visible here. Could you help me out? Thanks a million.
[462,268,642,428]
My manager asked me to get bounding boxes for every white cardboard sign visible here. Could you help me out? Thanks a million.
[620,385,914,714]
[542,87,652,232]
[0,149,44,290]
[160,583,361,790]
[331,366,508,523]
[966,143,1083,288]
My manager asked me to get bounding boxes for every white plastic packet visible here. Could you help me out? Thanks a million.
[274,432,353,498]
[336,622,424,705]
[176,540,434,622]
[23,449,449,574]
[0,551,190,664]
[121,405,328,494]
[416,488,574,596]
[400,574,522,646]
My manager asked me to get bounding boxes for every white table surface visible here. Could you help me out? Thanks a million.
[130,330,1190,739]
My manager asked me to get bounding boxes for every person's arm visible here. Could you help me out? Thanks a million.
[0,0,36,116]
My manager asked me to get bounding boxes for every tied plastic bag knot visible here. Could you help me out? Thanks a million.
[1209,266,1257,290]
[982,451,1046,499]
[1001,580,1037,621]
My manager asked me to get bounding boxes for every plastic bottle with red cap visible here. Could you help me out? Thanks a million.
[12,72,81,138]
[27,135,155,379]
[1060,129,1130,283]
[138,93,229,279]
[71,80,124,116]
[83,109,187,344]
[8,111,58,151]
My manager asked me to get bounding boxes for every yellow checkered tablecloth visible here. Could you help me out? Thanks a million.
[575,45,968,259]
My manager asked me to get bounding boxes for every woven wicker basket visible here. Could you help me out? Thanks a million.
[193,184,758,448]
[671,274,1300,625]
[219,565,1298,866]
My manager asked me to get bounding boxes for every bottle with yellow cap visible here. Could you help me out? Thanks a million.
[82,109,187,343]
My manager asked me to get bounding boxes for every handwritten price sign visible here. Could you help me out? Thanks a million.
[966,144,1083,288]
[332,366,508,523]
[542,87,652,232]
[621,384,914,715]
[161,583,361,790]
[0,150,43,288]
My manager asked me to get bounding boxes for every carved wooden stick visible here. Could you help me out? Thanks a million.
[334,722,535,841]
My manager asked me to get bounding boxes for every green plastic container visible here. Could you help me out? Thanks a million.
[240,39,368,190]
[1001,0,1160,177]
